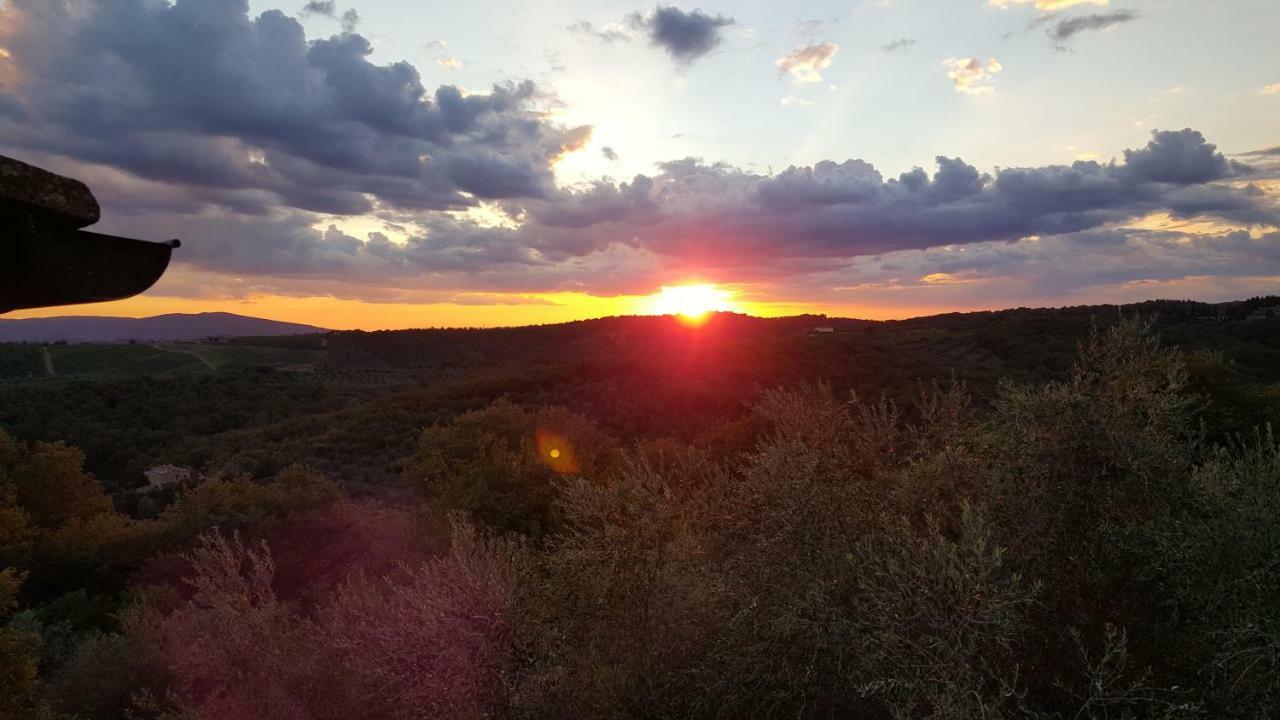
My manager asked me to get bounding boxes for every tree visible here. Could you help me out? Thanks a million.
[404,400,619,537]
[0,569,51,720]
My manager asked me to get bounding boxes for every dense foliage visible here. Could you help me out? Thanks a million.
[1,305,1278,718]
[4,299,1278,493]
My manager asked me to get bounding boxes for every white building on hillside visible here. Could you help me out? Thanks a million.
[141,464,193,492]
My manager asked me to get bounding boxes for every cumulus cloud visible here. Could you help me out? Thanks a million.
[505,129,1269,270]
[777,42,839,83]
[881,37,916,52]
[0,0,588,216]
[1121,128,1250,184]
[1047,10,1137,48]
[943,57,1003,95]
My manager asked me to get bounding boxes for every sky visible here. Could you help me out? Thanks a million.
[1,0,1278,328]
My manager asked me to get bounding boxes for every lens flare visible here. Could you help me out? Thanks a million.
[644,284,737,323]
[535,429,580,474]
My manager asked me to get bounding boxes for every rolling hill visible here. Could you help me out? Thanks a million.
[0,312,326,343]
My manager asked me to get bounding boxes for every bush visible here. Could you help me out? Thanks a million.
[404,400,620,537]
[143,515,520,720]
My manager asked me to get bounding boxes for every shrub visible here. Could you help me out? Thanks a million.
[404,400,619,537]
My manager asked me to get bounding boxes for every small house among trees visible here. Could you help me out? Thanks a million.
[141,464,193,492]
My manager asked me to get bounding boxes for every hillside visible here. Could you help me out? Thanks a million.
[2,302,1279,720]
[0,311,326,343]
[1,297,1277,491]
[2,299,1280,720]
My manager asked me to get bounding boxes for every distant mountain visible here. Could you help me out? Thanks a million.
[0,312,327,343]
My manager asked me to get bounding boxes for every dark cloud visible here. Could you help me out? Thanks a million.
[0,0,587,215]
[601,146,619,161]
[301,1,337,18]
[569,7,735,65]
[505,129,1269,266]
[881,37,916,52]
[1241,146,1280,157]
[627,6,735,64]
[1047,10,1138,48]
[300,0,357,31]
[1121,129,1249,184]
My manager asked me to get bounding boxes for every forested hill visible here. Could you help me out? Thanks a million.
[1,297,1277,494]
[3,302,1280,719]
[324,296,1280,384]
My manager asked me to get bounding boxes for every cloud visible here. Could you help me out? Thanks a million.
[436,57,462,69]
[569,7,734,64]
[447,293,562,306]
[505,129,1269,270]
[627,6,735,64]
[339,9,360,32]
[1121,128,1249,184]
[943,57,1003,95]
[0,2,1272,305]
[1263,83,1280,95]
[803,227,1280,311]
[567,20,631,43]
[1046,10,1137,48]
[777,42,839,83]
[300,0,358,31]
[601,146,619,161]
[989,0,1109,10]
[881,37,916,52]
[0,0,588,216]
[301,1,337,18]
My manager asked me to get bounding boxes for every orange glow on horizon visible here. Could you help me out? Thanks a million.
[1,288,973,328]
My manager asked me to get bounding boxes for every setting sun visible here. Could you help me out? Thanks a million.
[644,284,739,320]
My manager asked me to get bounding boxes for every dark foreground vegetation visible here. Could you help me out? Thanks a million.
[2,301,1280,718]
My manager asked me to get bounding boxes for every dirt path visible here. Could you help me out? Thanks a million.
[152,343,216,371]
[41,346,55,376]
